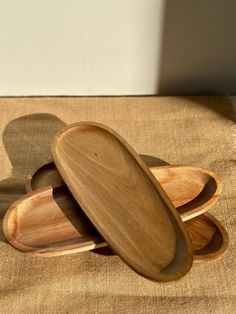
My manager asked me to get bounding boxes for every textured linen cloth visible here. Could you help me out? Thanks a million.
[0,96,235,313]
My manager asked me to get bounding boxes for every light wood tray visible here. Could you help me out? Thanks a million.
[51,122,194,282]
[4,161,228,263]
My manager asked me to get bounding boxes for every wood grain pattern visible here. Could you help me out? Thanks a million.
[3,187,105,255]
[151,165,222,221]
[3,164,228,263]
[184,212,229,263]
[52,122,195,281]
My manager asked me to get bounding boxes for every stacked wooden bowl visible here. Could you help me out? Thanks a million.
[3,122,229,282]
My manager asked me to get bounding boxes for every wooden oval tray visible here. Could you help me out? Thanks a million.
[184,212,228,263]
[51,122,193,281]
[3,165,228,262]
[26,162,222,222]
[51,122,193,282]
[151,165,222,221]
[21,162,229,263]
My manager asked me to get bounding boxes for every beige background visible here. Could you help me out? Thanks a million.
[0,1,236,96]
[0,96,235,313]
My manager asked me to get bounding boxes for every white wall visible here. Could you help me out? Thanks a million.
[0,0,236,96]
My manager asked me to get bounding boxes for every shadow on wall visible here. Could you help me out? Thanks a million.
[157,0,236,95]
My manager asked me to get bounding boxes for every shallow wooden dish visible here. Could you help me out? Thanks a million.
[184,212,229,263]
[50,122,193,282]
[3,165,228,263]
[3,187,105,255]
[151,165,222,221]
[26,162,222,222]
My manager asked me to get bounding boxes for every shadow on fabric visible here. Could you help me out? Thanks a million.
[0,113,66,241]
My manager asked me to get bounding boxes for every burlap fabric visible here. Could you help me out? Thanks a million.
[0,96,235,313]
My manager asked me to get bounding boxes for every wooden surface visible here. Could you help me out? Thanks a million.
[3,163,228,262]
[51,122,193,282]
